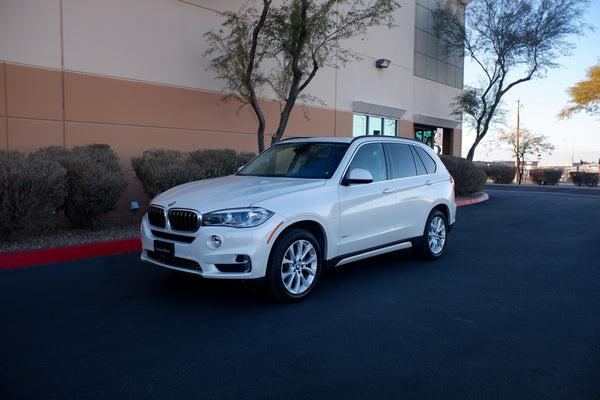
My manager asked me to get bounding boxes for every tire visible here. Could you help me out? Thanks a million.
[414,210,448,261]
[265,228,322,303]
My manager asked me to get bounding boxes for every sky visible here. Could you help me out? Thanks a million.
[461,0,600,164]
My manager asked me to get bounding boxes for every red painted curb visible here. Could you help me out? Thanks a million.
[456,192,489,207]
[1,193,489,270]
[0,238,141,270]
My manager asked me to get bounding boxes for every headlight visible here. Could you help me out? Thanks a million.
[202,208,273,228]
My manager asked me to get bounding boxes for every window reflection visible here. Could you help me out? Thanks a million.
[369,117,383,136]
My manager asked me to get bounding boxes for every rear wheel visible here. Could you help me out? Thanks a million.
[414,210,448,260]
[265,228,322,303]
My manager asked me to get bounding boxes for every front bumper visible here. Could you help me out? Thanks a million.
[140,215,281,280]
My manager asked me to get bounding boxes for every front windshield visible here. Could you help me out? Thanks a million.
[238,142,349,179]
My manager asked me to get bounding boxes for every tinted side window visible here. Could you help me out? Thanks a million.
[347,143,387,182]
[412,146,437,175]
[410,146,427,175]
[385,143,417,179]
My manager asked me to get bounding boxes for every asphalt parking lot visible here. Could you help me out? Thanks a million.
[1,185,599,399]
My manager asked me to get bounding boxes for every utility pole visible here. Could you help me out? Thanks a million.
[516,99,522,184]
[516,99,520,169]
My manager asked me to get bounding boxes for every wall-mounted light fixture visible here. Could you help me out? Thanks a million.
[375,59,391,69]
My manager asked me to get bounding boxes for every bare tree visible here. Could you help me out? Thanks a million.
[433,0,590,161]
[497,128,555,184]
[205,0,400,152]
[204,0,273,152]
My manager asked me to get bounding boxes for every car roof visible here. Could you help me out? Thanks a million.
[279,137,354,144]
[279,136,421,145]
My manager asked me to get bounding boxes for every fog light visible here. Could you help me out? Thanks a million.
[208,235,223,249]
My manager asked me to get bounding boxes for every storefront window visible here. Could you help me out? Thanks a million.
[353,114,398,137]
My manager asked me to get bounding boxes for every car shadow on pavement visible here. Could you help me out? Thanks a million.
[148,268,269,305]
[145,248,428,305]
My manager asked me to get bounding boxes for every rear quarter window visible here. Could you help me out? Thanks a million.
[412,146,437,175]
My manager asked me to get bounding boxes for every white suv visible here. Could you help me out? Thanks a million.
[140,136,456,302]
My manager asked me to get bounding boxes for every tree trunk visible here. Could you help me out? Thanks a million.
[251,100,266,153]
[246,0,271,153]
[272,0,308,145]
[466,136,483,161]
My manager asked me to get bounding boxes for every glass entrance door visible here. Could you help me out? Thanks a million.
[414,128,435,147]
[414,126,445,154]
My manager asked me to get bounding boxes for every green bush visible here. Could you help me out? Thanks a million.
[483,164,516,184]
[439,155,487,196]
[0,150,67,239]
[35,144,127,228]
[132,148,256,198]
[530,168,562,186]
[570,171,599,187]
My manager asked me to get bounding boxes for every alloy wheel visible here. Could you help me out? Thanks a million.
[280,239,318,295]
[427,215,446,256]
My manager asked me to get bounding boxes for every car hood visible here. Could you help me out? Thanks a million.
[151,175,326,213]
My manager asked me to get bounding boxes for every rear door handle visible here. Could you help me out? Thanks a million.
[383,188,395,194]
[425,180,433,186]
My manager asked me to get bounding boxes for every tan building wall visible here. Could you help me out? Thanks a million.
[0,63,6,148]
[0,62,355,154]
[1,0,465,213]
[0,62,355,211]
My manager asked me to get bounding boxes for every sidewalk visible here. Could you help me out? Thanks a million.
[484,182,600,195]
[0,193,489,270]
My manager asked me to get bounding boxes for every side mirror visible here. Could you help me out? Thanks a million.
[342,168,374,186]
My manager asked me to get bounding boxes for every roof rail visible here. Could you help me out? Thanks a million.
[351,135,423,144]
[279,137,313,142]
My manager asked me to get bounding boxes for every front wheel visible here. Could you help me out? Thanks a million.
[265,228,322,303]
[414,210,448,260]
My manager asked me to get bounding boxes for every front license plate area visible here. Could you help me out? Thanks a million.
[154,240,175,259]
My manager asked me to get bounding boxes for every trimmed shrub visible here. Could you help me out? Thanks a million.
[132,149,194,198]
[187,149,256,180]
[0,150,67,239]
[483,164,516,184]
[530,168,562,186]
[570,171,599,187]
[133,148,256,198]
[439,155,487,196]
[35,144,127,228]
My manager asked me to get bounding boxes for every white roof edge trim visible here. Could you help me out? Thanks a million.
[413,114,461,129]
[352,101,408,120]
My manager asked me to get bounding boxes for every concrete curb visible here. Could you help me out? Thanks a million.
[456,192,489,207]
[1,193,489,270]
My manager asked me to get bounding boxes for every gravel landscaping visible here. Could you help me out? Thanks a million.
[0,214,142,254]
